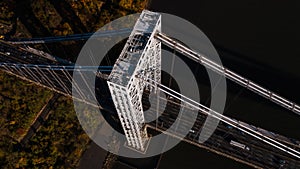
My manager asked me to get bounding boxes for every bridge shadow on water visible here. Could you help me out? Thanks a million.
[147,0,300,168]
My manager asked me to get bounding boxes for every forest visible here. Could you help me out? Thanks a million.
[0,0,147,168]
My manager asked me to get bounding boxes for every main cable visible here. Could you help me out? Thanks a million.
[156,32,300,116]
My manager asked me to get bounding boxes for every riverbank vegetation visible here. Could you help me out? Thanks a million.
[0,0,147,168]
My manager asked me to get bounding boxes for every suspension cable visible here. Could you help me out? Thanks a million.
[0,63,112,72]
[136,73,300,159]
[156,32,300,116]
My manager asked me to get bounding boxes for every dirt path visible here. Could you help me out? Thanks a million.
[20,93,60,145]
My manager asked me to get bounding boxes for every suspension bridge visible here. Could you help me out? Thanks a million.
[1,10,300,169]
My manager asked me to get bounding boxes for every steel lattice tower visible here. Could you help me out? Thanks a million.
[107,10,161,152]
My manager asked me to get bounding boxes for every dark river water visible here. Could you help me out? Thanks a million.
[146,0,300,168]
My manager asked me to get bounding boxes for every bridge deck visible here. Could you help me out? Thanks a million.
[1,38,300,168]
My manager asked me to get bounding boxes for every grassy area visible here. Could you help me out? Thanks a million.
[0,71,53,141]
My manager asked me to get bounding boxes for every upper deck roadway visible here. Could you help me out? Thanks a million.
[0,32,300,168]
[7,29,300,117]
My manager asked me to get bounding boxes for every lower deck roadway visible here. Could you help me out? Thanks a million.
[142,91,300,169]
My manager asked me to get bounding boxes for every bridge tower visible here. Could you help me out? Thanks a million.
[107,10,161,152]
